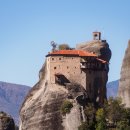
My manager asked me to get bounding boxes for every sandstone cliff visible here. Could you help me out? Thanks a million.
[118,40,130,107]
[19,60,88,130]
[20,37,111,130]
[76,39,111,103]
[77,40,111,62]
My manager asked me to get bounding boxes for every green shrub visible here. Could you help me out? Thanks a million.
[96,108,107,130]
[116,120,129,130]
[58,44,70,50]
[60,100,73,115]
[78,121,95,130]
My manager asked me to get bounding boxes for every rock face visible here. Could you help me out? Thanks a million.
[19,32,111,130]
[19,62,88,130]
[76,40,111,62]
[118,40,130,107]
[0,111,15,130]
[76,33,111,103]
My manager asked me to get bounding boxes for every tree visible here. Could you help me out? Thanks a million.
[116,120,129,130]
[105,97,126,126]
[60,100,73,115]
[78,121,95,130]
[125,108,130,125]
[84,103,96,125]
[96,108,107,130]
[58,44,70,50]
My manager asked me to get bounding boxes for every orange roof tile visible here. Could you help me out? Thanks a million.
[47,50,97,57]
[46,50,108,64]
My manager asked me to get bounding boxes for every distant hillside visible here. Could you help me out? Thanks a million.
[107,80,119,98]
[0,81,30,125]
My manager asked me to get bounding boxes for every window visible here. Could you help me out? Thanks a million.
[52,58,54,60]
[59,58,61,60]
[54,67,56,69]
[67,66,69,69]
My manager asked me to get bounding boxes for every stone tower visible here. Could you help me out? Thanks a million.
[93,32,101,40]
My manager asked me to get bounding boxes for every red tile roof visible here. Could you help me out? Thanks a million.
[47,50,97,57]
[47,50,108,64]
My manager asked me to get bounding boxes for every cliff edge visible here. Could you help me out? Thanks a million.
[19,32,111,130]
[118,40,130,107]
[77,40,111,62]
[19,60,87,130]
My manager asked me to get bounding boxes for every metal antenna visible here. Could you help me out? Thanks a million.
[51,41,57,52]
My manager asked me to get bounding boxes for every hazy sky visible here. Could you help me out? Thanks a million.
[0,0,130,86]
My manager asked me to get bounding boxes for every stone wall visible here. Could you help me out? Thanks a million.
[46,54,108,105]
[85,70,107,104]
[47,56,82,85]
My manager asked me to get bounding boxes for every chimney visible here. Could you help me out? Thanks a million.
[93,32,101,40]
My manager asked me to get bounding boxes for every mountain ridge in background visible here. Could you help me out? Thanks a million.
[107,80,119,98]
[0,81,30,124]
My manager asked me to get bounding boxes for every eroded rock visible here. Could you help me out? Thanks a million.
[77,40,111,62]
[0,111,15,130]
[20,32,111,130]
[118,40,130,107]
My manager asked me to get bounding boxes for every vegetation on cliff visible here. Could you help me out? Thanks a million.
[58,44,71,50]
[78,97,130,130]
[0,111,15,130]
[60,100,73,115]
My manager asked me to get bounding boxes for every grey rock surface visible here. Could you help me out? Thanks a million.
[19,62,109,130]
[118,40,130,107]
[0,111,15,130]
[20,37,111,130]
[77,40,111,62]
[19,62,86,130]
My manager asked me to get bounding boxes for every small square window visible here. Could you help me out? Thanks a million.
[59,58,61,60]
[54,67,56,69]
[52,58,54,60]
